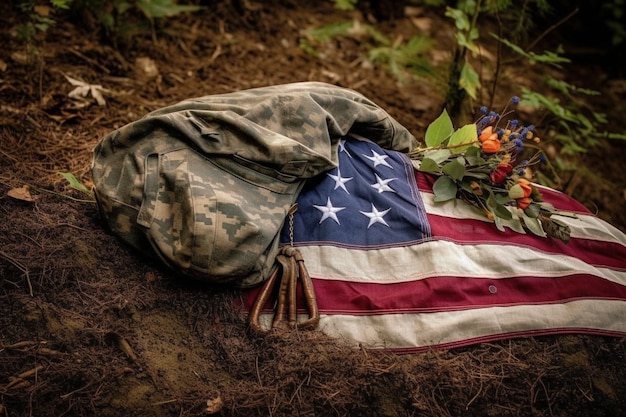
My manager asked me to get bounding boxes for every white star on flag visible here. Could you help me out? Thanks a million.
[364,150,393,168]
[338,139,352,158]
[313,197,346,224]
[371,174,396,193]
[328,168,353,194]
[359,203,391,228]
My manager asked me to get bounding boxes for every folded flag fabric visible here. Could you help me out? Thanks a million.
[243,137,626,352]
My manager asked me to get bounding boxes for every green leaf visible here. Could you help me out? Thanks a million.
[495,211,525,234]
[502,211,526,234]
[493,204,513,220]
[522,212,547,237]
[464,145,481,157]
[459,180,473,193]
[115,1,133,14]
[487,191,512,220]
[465,155,486,166]
[418,157,441,173]
[459,62,480,99]
[425,109,454,147]
[456,31,479,54]
[136,0,203,19]
[445,7,470,31]
[495,193,513,205]
[447,123,478,153]
[493,216,505,232]
[432,176,458,202]
[59,172,93,197]
[524,202,541,218]
[442,159,465,181]
[491,34,571,67]
[51,0,73,9]
[508,183,525,199]
[423,148,451,164]
[304,21,353,42]
[332,0,358,10]
[605,132,626,140]
[463,171,489,180]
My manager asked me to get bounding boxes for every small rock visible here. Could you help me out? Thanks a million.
[134,57,159,83]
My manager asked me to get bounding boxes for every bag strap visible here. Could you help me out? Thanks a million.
[248,205,319,333]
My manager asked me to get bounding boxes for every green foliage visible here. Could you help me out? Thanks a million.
[520,84,626,155]
[303,20,388,45]
[601,0,626,46]
[15,0,69,41]
[491,35,571,67]
[14,0,203,42]
[514,79,625,190]
[431,0,626,196]
[445,6,479,54]
[369,36,435,84]
[135,0,202,20]
[86,0,203,36]
[443,0,553,114]
[332,0,359,10]
[301,20,434,85]
[59,172,94,197]
[51,0,74,8]
[411,108,573,241]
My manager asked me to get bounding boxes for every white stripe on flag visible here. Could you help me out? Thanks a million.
[295,242,626,286]
[256,299,626,351]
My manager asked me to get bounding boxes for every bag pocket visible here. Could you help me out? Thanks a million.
[137,148,302,284]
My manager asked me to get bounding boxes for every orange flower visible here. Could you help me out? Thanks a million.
[481,138,501,153]
[517,197,532,210]
[509,178,534,200]
[517,178,532,198]
[478,126,496,143]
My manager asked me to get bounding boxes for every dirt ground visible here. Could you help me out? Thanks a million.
[1,1,625,416]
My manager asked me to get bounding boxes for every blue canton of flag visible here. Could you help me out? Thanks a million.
[281,137,432,247]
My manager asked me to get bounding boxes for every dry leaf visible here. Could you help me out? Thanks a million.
[144,270,157,283]
[205,397,223,414]
[11,52,29,65]
[410,17,432,32]
[7,186,36,202]
[64,74,108,106]
[33,5,51,16]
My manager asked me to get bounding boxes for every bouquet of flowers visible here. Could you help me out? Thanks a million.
[410,98,573,243]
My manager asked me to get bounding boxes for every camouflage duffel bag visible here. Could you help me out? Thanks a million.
[91,82,417,287]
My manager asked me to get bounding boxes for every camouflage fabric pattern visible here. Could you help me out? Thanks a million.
[92,82,418,287]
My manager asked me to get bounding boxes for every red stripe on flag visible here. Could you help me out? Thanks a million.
[244,273,626,314]
[426,213,626,269]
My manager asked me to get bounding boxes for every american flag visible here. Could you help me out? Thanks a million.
[244,137,626,352]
